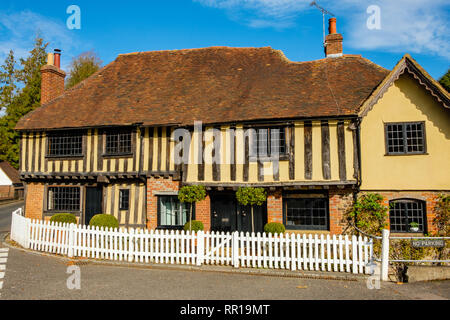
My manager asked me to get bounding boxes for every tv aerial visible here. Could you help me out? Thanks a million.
[310,1,335,44]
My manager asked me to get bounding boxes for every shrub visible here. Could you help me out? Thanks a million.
[264,222,286,235]
[50,213,77,225]
[89,214,119,229]
[183,220,204,232]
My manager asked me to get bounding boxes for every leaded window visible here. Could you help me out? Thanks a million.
[385,122,426,155]
[119,189,129,210]
[105,130,132,155]
[47,186,80,211]
[158,196,193,228]
[47,132,83,157]
[389,199,426,233]
[284,197,328,230]
[251,127,287,158]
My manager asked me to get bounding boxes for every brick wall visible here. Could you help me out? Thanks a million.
[146,177,180,230]
[329,189,354,234]
[363,191,450,235]
[267,189,283,224]
[24,182,44,220]
[196,195,211,231]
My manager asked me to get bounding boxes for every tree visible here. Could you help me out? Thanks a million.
[0,50,17,112]
[65,51,102,89]
[0,36,47,168]
[178,185,206,232]
[235,187,267,233]
[439,68,450,92]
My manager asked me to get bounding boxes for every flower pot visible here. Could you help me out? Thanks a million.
[410,227,419,232]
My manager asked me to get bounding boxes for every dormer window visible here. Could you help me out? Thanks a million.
[385,122,426,155]
[105,130,132,155]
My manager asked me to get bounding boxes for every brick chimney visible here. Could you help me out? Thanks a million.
[41,49,66,105]
[324,18,343,58]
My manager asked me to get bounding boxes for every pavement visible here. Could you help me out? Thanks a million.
[0,244,448,300]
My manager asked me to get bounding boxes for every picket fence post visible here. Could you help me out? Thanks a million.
[25,217,31,249]
[380,229,390,281]
[232,231,239,268]
[68,223,75,258]
[196,231,204,266]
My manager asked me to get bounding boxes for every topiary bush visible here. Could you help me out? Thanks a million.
[183,220,204,232]
[50,213,77,225]
[264,222,286,235]
[89,214,119,229]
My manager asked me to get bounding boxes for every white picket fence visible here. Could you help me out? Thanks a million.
[10,209,374,274]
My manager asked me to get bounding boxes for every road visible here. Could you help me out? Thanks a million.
[0,245,448,300]
[0,201,23,234]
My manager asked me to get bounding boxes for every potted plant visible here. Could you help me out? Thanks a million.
[409,222,419,232]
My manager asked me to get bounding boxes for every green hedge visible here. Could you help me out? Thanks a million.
[264,222,286,235]
[183,220,204,232]
[50,213,77,225]
[89,214,119,229]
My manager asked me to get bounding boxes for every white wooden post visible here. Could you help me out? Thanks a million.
[68,223,75,258]
[380,229,390,281]
[129,228,135,262]
[196,231,204,266]
[25,218,31,249]
[232,231,239,268]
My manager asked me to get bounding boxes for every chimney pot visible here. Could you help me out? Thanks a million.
[54,49,61,69]
[47,53,54,66]
[329,17,337,34]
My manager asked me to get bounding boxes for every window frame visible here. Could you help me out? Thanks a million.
[103,129,133,157]
[389,199,427,233]
[46,186,81,213]
[249,126,289,161]
[119,189,130,211]
[157,195,195,230]
[384,121,427,155]
[282,193,329,231]
[46,130,84,158]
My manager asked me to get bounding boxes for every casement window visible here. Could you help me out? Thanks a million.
[105,130,132,155]
[389,199,426,233]
[47,186,80,212]
[385,122,426,155]
[283,195,329,230]
[158,196,193,228]
[251,127,287,158]
[119,189,130,210]
[47,131,83,157]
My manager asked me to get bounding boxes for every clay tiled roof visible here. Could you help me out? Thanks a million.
[0,161,21,184]
[16,47,389,130]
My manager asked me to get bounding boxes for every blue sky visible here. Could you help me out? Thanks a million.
[0,0,449,80]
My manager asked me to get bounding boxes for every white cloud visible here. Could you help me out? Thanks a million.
[0,10,83,70]
[195,0,450,59]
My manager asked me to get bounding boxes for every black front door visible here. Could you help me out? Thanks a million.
[211,194,236,232]
[85,187,103,225]
[211,193,267,233]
